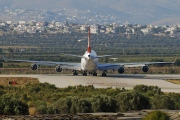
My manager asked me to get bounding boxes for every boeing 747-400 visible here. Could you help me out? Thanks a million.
[4,26,175,76]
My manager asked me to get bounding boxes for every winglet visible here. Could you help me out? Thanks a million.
[87,26,91,53]
[173,58,177,63]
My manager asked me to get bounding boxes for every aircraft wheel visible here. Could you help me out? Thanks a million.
[102,73,106,76]
[73,70,78,76]
[83,72,87,76]
[93,72,97,76]
[102,71,107,76]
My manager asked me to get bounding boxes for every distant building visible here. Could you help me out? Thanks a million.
[63,27,71,33]
[80,25,88,31]
[6,21,12,25]
[18,21,26,25]
[141,28,151,34]
[106,27,115,34]
[90,25,99,34]
[0,23,6,26]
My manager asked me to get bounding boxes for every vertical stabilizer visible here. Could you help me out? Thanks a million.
[87,26,91,53]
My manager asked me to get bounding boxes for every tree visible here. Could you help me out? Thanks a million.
[91,95,117,112]
[7,47,13,53]
[54,97,72,114]
[77,98,92,113]
[0,95,29,115]
[0,48,2,53]
[36,105,47,114]
[46,104,59,114]
[133,85,162,97]
[0,62,3,68]
[116,91,150,112]
[174,59,180,66]
[151,95,175,109]
[0,85,4,95]
[167,93,180,110]
[143,110,170,120]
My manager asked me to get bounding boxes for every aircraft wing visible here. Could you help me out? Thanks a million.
[118,61,174,67]
[98,61,174,71]
[4,58,82,70]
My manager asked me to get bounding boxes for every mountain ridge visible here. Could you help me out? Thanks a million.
[0,0,180,25]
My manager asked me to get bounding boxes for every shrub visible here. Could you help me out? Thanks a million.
[143,110,170,120]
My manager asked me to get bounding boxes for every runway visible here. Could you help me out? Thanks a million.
[1,74,180,93]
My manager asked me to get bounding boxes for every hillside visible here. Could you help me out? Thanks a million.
[0,0,180,25]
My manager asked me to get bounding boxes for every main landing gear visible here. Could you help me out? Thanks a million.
[102,71,107,76]
[73,70,78,76]
[83,71,97,76]
[73,70,98,76]
[88,72,97,76]
[93,72,97,76]
[83,71,87,76]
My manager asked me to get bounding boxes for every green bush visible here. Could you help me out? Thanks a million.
[174,59,180,66]
[91,95,117,112]
[116,91,149,112]
[0,95,29,115]
[143,111,170,120]
[151,95,175,109]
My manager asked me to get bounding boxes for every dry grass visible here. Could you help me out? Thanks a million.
[0,46,39,49]
[0,77,39,86]
[29,107,37,115]
[166,79,180,85]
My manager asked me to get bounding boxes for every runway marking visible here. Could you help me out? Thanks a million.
[110,83,127,85]
[87,82,104,85]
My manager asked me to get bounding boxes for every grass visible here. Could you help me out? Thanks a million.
[0,77,39,86]
[0,46,39,49]
[166,79,180,85]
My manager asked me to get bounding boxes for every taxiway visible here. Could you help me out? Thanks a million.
[1,74,179,93]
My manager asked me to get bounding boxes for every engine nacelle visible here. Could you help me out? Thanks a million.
[118,66,125,74]
[55,66,63,72]
[142,66,149,72]
[30,64,38,70]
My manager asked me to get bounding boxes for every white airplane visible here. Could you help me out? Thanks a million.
[4,26,175,76]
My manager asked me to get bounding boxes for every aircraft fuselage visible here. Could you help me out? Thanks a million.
[81,50,98,71]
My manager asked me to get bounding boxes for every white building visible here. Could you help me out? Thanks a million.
[90,25,99,34]
[141,28,151,34]
[80,25,88,31]
[18,21,26,25]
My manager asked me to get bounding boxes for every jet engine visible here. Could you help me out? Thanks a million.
[55,66,63,72]
[118,66,125,74]
[30,64,38,70]
[142,66,149,72]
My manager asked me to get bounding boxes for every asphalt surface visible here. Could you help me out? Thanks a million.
[1,74,180,93]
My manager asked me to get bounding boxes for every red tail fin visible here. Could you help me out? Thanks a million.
[87,26,91,53]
